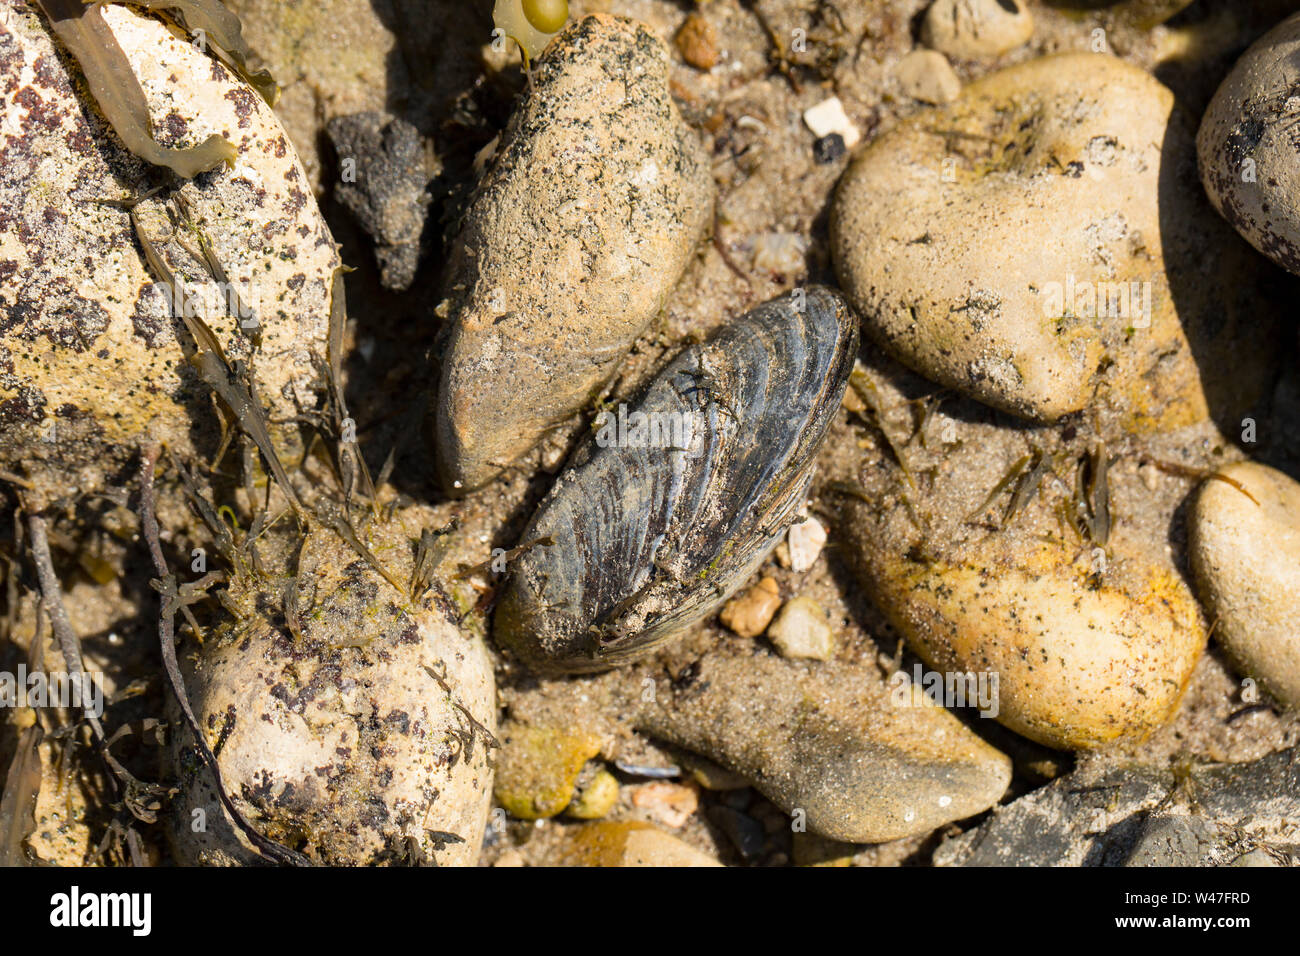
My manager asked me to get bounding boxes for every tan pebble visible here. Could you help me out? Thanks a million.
[719,576,782,637]
[635,650,1011,843]
[434,15,713,491]
[921,0,1033,59]
[895,49,962,104]
[560,821,722,866]
[1190,461,1300,708]
[766,596,835,661]
[631,781,699,828]
[832,53,1280,433]
[494,849,526,867]
[675,12,719,70]
[786,516,827,572]
[1140,462,1161,492]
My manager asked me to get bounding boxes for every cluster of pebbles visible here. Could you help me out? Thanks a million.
[1,0,1299,867]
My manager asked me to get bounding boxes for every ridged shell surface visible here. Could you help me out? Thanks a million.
[494,287,858,672]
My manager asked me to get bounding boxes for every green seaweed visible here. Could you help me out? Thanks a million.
[36,0,236,177]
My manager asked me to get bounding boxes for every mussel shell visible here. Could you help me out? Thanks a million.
[494,287,858,672]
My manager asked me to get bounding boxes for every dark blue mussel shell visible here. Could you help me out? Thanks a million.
[494,286,858,672]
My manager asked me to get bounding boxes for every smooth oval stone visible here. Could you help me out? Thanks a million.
[1190,461,1300,709]
[840,353,1206,750]
[633,649,1012,843]
[855,542,1206,749]
[831,52,1282,433]
[0,1,336,508]
[493,287,857,673]
[433,13,713,493]
[1199,12,1300,277]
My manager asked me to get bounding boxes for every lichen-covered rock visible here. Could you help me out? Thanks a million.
[433,13,712,492]
[1198,12,1300,277]
[831,53,1281,434]
[1190,462,1300,709]
[0,1,336,508]
[168,509,496,866]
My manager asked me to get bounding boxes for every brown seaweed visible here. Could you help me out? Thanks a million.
[35,0,236,178]
[127,0,280,106]
[0,726,44,867]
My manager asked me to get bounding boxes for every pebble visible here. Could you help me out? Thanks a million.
[1198,12,1300,276]
[558,821,722,867]
[326,112,435,291]
[494,722,603,819]
[707,806,765,860]
[853,537,1205,749]
[630,781,699,828]
[832,53,1280,433]
[921,0,1033,60]
[935,746,1300,866]
[434,14,713,492]
[719,576,782,638]
[813,133,847,165]
[566,767,621,820]
[803,96,860,149]
[675,11,720,70]
[895,49,962,104]
[1189,461,1300,709]
[634,648,1011,843]
[751,232,808,275]
[765,597,835,661]
[786,516,828,572]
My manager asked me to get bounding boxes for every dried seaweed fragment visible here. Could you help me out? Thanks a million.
[127,0,279,106]
[0,726,44,867]
[35,0,236,178]
[131,209,303,517]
